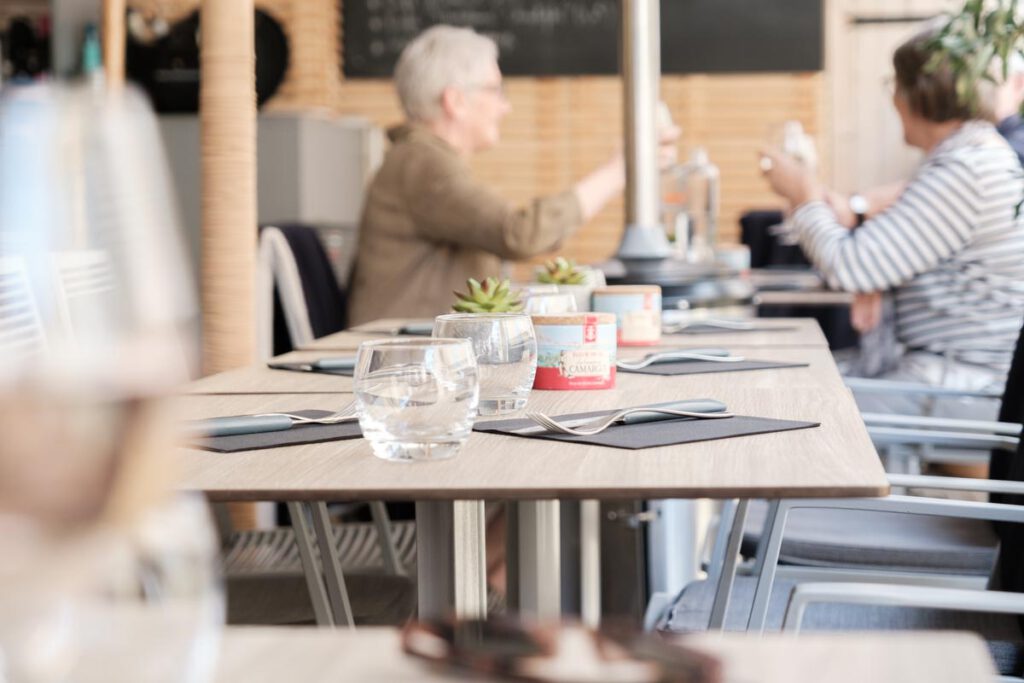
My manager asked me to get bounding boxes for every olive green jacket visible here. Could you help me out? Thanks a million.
[347,125,583,326]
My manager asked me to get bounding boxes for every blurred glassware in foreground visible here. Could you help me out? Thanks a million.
[661,147,719,263]
[0,83,220,682]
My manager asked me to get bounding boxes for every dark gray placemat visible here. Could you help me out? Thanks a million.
[267,362,354,377]
[618,359,808,376]
[664,324,798,335]
[474,408,818,450]
[193,410,362,452]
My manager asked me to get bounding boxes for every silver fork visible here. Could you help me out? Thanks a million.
[525,407,734,436]
[254,403,358,425]
[617,351,745,370]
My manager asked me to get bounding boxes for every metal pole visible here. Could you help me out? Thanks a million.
[617,0,671,264]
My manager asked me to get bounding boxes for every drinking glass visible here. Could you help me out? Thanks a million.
[433,313,537,415]
[512,282,559,297]
[0,84,220,682]
[522,292,578,315]
[354,338,479,462]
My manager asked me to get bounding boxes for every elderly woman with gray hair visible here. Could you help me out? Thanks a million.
[348,25,677,325]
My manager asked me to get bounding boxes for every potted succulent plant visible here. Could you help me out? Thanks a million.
[534,257,606,312]
[924,0,1024,116]
[452,277,524,313]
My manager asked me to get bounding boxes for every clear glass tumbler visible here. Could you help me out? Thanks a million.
[432,313,537,415]
[522,292,578,315]
[354,338,479,462]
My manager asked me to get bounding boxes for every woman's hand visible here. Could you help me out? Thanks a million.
[850,291,884,333]
[759,149,823,207]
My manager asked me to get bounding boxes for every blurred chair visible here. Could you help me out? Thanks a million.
[51,250,115,342]
[220,224,415,626]
[659,413,1024,675]
[256,224,347,358]
[708,322,1024,598]
[660,467,1024,675]
[0,256,46,362]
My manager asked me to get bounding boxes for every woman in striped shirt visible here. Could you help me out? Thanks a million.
[761,28,1024,421]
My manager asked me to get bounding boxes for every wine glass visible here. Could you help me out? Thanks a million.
[0,83,221,681]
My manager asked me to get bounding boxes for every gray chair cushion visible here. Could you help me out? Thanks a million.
[659,576,1024,676]
[742,500,998,575]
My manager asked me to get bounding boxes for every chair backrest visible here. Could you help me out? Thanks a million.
[256,225,347,359]
[51,250,116,343]
[0,256,46,363]
[995,432,1024,634]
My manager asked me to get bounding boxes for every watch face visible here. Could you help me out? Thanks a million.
[849,194,870,214]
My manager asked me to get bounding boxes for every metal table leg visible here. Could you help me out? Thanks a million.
[580,500,602,627]
[517,500,561,619]
[416,500,487,619]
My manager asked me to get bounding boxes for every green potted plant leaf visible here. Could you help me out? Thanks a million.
[534,257,606,312]
[452,277,524,313]
[925,0,1024,115]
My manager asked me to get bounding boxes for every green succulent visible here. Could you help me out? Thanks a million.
[537,257,587,285]
[452,277,524,313]
[923,0,1024,116]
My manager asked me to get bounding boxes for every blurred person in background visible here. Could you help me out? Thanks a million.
[828,53,1024,341]
[760,26,1024,437]
[347,25,678,326]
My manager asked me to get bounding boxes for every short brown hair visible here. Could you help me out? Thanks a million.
[892,28,994,122]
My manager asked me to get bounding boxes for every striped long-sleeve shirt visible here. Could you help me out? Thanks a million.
[793,121,1024,371]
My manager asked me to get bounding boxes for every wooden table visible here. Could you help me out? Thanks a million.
[303,317,831,351]
[180,345,847,395]
[174,386,879,502]
[198,628,993,682]
[176,314,885,625]
[71,621,996,682]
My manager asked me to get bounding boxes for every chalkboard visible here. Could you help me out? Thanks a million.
[661,0,822,74]
[342,0,822,78]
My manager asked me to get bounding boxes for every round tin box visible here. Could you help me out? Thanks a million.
[531,313,617,390]
[591,285,662,346]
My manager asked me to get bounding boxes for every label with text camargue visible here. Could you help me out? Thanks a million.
[532,313,617,390]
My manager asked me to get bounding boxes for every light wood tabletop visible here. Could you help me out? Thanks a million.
[174,316,884,622]
[179,346,847,395]
[173,383,885,502]
[302,317,831,351]
[199,628,994,683]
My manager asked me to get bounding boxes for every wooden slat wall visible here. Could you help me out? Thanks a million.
[130,0,823,265]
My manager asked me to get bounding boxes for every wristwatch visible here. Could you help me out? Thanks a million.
[849,194,869,227]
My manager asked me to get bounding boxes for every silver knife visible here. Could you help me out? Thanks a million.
[269,357,357,372]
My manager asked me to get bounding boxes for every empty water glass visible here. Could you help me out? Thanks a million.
[433,313,537,415]
[354,339,479,462]
[512,283,559,297]
[522,292,578,315]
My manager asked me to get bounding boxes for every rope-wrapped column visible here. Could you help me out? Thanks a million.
[102,0,125,86]
[201,0,257,530]
[200,0,256,375]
